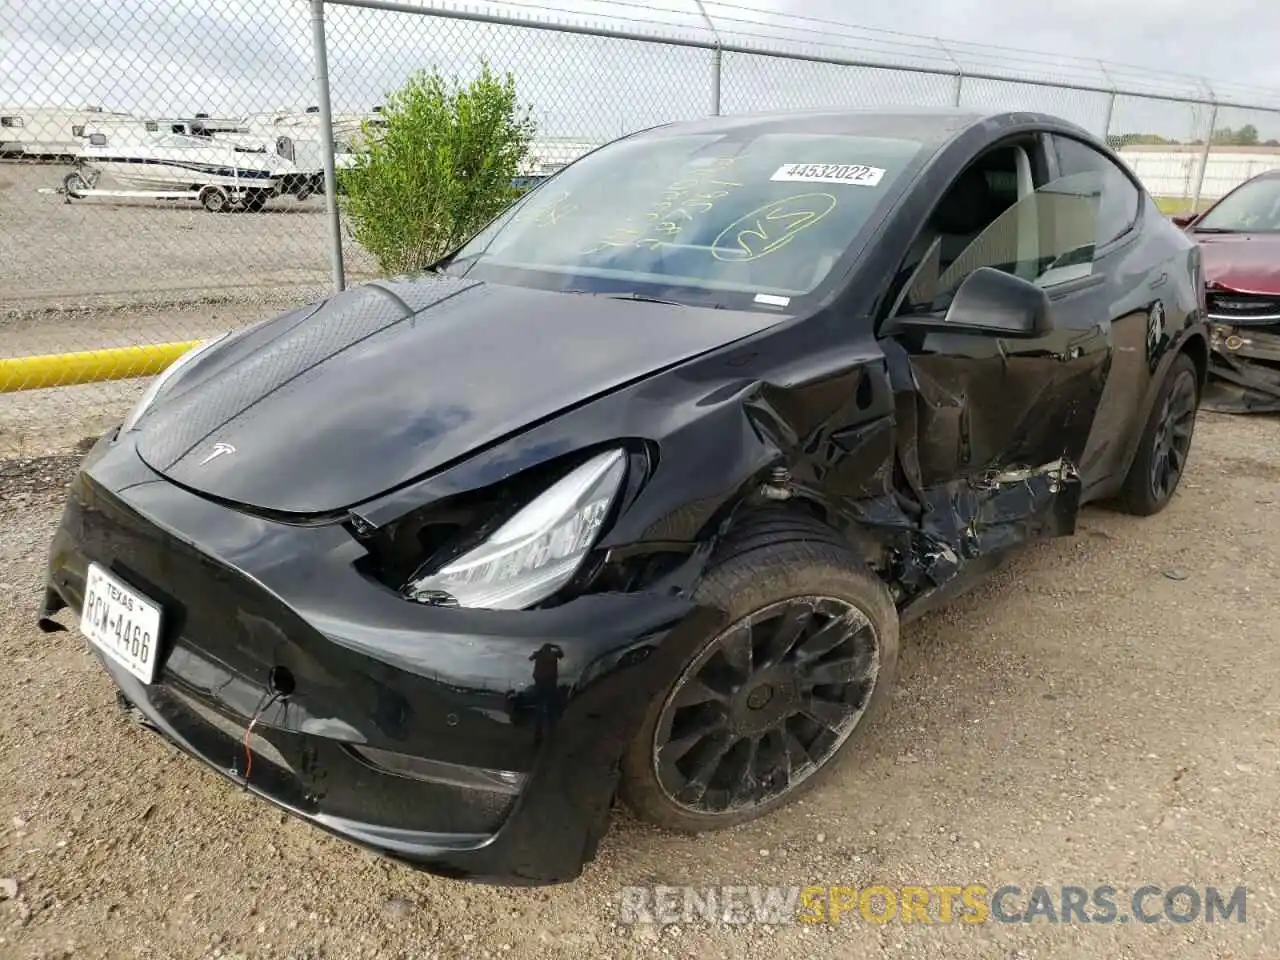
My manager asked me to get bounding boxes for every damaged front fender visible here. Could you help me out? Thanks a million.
[347,326,1084,629]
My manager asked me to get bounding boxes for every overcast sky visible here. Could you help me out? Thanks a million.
[786,0,1280,93]
[3,0,1279,141]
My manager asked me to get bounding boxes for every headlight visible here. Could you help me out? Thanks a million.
[404,448,627,610]
[121,332,230,433]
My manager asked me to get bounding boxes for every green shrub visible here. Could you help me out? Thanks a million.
[338,62,537,275]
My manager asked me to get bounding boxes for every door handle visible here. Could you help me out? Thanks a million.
[1149,272,1168,289]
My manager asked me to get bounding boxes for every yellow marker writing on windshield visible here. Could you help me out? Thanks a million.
[712,192,838,262]
[533,191,577,227]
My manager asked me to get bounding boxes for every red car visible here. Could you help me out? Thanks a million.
[1175,169,1280,411]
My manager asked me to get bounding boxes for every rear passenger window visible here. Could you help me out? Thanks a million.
[1054,136,1141,248]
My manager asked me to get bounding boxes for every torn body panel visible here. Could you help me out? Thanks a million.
[1205,319,1280,413]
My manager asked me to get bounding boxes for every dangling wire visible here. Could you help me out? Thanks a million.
[242,690,282,787]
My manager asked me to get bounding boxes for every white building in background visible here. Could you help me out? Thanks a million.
[0,105,135,158]
[1118,144,1280,202]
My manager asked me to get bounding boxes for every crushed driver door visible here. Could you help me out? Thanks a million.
[880,170,1113,597]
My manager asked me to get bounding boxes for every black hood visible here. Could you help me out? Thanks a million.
[134,277,786,514]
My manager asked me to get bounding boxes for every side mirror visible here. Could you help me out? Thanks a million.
[893,267,1054,339]
[1171,212,1198,229]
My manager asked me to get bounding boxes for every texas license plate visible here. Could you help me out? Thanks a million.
[80,563,163,684]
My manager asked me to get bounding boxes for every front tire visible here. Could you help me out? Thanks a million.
[620,512,899,833]
[63,171,89,198]
[1116,352,1199,516]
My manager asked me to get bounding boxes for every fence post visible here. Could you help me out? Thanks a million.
[1096,60,1117,144]
[1191,102,1218,215]
[711,46,722,116]
[953,73,963,106]
[694,0,722,117]
[309,0,346,293]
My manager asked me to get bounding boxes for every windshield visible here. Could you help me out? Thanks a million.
[440,130,926,309]
[1195,176,1280,232]
[156,134,204,149]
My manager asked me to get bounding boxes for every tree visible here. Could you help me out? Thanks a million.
[338,62,537,275]
[1212,124,1261,146]
[1114,132,1177,147]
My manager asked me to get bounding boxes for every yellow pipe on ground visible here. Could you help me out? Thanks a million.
[0,341,201,393]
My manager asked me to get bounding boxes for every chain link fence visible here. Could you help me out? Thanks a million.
[3,0,1280,433]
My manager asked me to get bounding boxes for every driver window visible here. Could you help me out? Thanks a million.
[937,172,1101,292]
[891,155,1103,318]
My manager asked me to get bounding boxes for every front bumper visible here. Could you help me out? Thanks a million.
[40,432,719,885]
[1206,321,1280,413]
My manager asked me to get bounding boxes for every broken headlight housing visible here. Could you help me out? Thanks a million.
[403,448,627,610]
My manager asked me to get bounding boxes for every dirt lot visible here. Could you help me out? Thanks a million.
[0,162,374,315]
[1,392,1278,958]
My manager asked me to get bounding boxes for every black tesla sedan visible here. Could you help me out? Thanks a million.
[41,107,1207,885]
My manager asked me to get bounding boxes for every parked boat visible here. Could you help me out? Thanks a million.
[65,129,287,212]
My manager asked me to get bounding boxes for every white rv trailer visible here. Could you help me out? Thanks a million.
[231,110,372,191]
[144,115,252,137]
[0,105,134,159]
[211,129,347,197]
[240,109,372,157]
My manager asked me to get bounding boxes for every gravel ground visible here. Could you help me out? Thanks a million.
[1,404,1279,959]
[0,161,375,315]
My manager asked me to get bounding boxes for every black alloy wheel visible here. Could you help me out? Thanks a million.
[620,510,900,833]
[1117,351,1200,516]
[651,596,880,816]
[1149,365,1198,504]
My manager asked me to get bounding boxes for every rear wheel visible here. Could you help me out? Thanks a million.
[1116,352,1199,516]
[199,185,229,213]
[620,512,899,833]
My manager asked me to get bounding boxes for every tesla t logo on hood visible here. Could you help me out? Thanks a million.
[199,441,237,466]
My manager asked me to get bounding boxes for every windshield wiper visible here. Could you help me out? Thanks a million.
[565,290,730,309]
[1191,227,1239,234]
[598,292,690,306]
[563,289,687,306]
[430,252,483,275]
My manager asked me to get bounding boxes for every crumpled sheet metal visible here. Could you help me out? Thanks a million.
[1204,321,1280,413]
